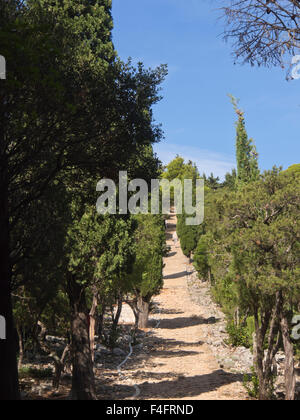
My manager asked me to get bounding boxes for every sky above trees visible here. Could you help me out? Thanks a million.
[112,0,300,178]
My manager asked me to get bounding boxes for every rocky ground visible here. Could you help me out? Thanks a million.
[186,267,253,374]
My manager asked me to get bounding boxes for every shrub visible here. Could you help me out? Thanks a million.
[19,367,53,379]
[225,322,251,348]
[194,236,209,280]
[243,367,260,399]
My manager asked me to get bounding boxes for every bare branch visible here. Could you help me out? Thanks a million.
[219,0,300,68]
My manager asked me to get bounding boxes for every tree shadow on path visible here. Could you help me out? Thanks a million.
[149,315,220,329]
[164,271,188,280]
[98,369,244,400]
[135,370,244,399]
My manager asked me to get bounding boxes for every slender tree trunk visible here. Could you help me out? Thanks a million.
[98,304,105,339]
[126,299,139,331]
[37,321,70,390]
[208,269,212,284]
[235,307,240,327]
[259,292,282,394]
[252,331,257,371]
[254,309,272,400]
[113,296,123,329]
[67,275,97,400]
[280,305,295,400]
[17,325,23,370]
[52,344,70,390]
[109,295,123,348]
[255,329,268,400]
[0,114,20,399]
[137,294,151,329]
[89,293,98,363]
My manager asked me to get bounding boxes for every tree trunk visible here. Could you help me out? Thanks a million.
[0,129,20,399]
[280,309,295,400]
[53,344,70,390]
[98,304,105,339]
[137,294,150,329]
[252,331,257,370]
[37,321,70,390]
[126,299,139,331]
[265,293,282,378]
[208,268,212,284]
[17,325,23,370]
[67,275,97,400]
[113,296,123,328]
[234,307,240,327]
[89,293,98,363]
[109,295,123,348]
[254,309,273,400]
[255,330,269,400]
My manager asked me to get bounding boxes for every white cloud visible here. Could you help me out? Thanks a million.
[154,143,236,180]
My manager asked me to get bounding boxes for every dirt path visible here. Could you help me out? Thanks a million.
[111,213,247,400]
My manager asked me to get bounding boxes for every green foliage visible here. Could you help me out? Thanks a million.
[102,322,122,350]
[204,173,221,190]
[243,366,275,400]
[162,156,186,181]
[193,236,210,281]
[283,164,300,176]
[197,166,300,399]
[205,169,300,314]
[161,156,199,207]
[19,367,53,380]
[177,214,200,257]
[225,322,251,348]
[243,367,260,399]
[229,95,260,186]
[65,209,135,283]
[127,214,166,299]
[2,0,168,398]
[163,156,202,257]
[162,156,199,185]
[36,0,116,67]
[223,169,237,190]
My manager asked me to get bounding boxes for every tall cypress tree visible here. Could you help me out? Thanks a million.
[229,95,260,186]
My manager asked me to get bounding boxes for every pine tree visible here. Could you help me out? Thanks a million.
[229,95,260,186]
[37,0,115,67]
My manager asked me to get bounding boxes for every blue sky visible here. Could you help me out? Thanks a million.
[112,0,300,179]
